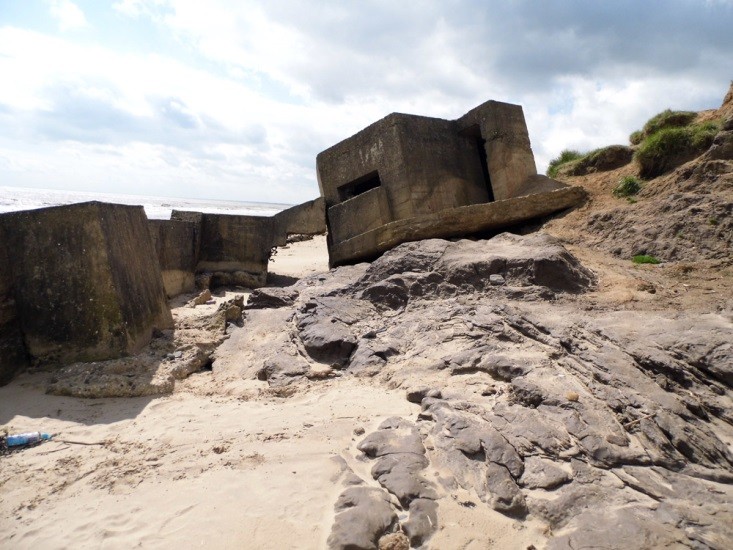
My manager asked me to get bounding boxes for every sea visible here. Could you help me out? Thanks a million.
[0,186,292,220]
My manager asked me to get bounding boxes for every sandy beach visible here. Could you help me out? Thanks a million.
[0,235,545,549]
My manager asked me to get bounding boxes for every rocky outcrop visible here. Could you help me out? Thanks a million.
[581,157,732,262]
[231,232,732,548]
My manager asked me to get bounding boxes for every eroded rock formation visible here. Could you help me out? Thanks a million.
[234,233,732,548]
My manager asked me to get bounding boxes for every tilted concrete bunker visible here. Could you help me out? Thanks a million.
[317,100,585,266]
[0,202,173,369]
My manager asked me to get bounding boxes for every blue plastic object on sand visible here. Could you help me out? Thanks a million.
[6,432,53,447]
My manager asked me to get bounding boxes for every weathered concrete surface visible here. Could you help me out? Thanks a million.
[197,213,275,288]
[46,295,244,398]
[0,202,173,366]
[172,210,275,289]
[328,187,391,244]
[272,197,326,245]
[457,100,538,201]
[330,186,586,266]
[169,200,325,291]
[317,113,489,223]
[148,219,199,297]
[317,99,580,266]
[0,224,28,385]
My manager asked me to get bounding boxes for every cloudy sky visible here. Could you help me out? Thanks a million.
[0,1,731,204]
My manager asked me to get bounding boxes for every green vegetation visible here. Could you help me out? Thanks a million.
[547,145,633,178]
[632,254,661,265]
[612,176,642,198]
[634,120,720,178]
[709,217,719,226]
[629,130,644,145]
[641,109,696,138]
[628,109,721,178]
[547,149,583,178]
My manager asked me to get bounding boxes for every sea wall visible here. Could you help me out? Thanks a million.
[0,202,173,366]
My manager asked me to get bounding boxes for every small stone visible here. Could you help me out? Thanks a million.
[354,426,366,436]
[566,391,579,402]
[489,274,506,286]
[605,434,629,447]
[406,387,440,404]
[173,351,183,359]
[189,289,212,307]
[406,387,430,404]
[378,532,410,550]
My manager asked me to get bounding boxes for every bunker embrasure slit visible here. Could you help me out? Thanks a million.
[337,171,382,202]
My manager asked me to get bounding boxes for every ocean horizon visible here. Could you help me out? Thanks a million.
[0,186,294,220]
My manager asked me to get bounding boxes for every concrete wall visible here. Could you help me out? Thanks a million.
[148,219,199,298]
[328,186,391,243]
[168,200,325,291]
[0,223,28,385]
[390,115,489,219]
[318,114,488,220]
[272,197,326,246]
[0,202,173,365]
[197,213,275,288]
[457,101,537,201]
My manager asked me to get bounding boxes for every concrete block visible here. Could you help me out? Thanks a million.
[457,100,537,201]
[196,213,275,288]
[0,224,28,385]
[148,219,199,297]
[0,202,173,365]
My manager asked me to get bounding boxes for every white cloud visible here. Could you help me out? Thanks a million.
[1,1,732,202]
[112,0,169,19]
[46,0,88,32]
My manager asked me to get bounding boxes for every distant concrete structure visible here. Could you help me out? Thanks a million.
[0,202,173,369]
[167,197,326,291]
[317,100,585,266]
